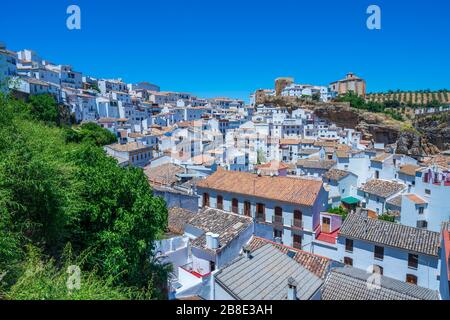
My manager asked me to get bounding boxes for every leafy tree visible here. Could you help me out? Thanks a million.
[28,94,59,124]
[0,94,169,299]
[257,148,267,165]
[65,122,118,146]
[335,92,366,109]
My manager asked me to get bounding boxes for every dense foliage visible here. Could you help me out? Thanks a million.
[336,92,405,121]
[0,93,168,300]
[65,122,118,146]
[327,207,349,220]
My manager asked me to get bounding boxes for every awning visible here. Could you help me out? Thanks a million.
[341,196,360,205]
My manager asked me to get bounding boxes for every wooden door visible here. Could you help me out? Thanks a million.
[322,217,331,233]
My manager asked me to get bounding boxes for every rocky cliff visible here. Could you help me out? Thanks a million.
[311,103,402,144]
[310,103,444,157]
[395,130,440,158]
[413,112,450,151]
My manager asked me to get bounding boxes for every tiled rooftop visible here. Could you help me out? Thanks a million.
[322,266,440,300]
[197,169,324,207]
[358,179,406,198]
[144,163,184,186]
[215,243,323,300]
[297,159,336,170]
[189,208,253,254]
[246,237,331,279]
[168,207,196,235]
[398,164,421,176]
[340,213,440,256]
[386,194,402,208]
[106,142,151,152]
[323,169,351,182]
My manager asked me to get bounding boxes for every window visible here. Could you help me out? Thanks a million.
[256,203,265,222]
[408,254,419,269]
[417,220,428,229]
[425,189,431,195]
[374,246,384,260]
[274,229,283,240]
[244,201,251,217]
[375,170,380,179]
[293,210,302,228]
[274,207,283,224]
[203,193,210,207]
[216,195,223,210]
[344,257,353,266]
[345,239,354,252]
[418,207,424,214]
[406,274,418,285]
[232,198,239,214]
[293,234,302,249]
[209,261,216,272]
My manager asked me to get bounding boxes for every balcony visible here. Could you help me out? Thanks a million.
[256,214,265,223]
[272,215,283,225]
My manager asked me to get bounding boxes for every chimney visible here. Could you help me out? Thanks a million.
[206,232,220,250]
[287,277,298,300]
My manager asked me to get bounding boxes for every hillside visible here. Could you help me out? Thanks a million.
[0,93,168,300]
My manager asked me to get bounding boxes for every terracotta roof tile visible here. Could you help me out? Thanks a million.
[406,194,427,205]
[358,179,406,198]
[246,237,331,279]
[197,170,324,207]
[168,207,196,234]
[399,164,421,176]
[323,169,351,182]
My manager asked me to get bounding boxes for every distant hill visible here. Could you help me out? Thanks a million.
[366,90,450,106]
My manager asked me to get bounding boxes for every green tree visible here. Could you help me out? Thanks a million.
[65,122,118,146]
[28,94,59,124]
[0,94,169,299]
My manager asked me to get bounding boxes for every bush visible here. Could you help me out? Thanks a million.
[328,207,349,220]
[65,122,118,146]
[28,94,59,125]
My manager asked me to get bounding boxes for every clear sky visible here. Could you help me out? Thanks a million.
[1,0,449,101]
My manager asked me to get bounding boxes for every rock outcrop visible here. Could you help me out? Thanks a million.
[395,130,440,158]
[413,112,450,151]
[311,103,402,144]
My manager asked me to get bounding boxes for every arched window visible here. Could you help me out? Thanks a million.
[203,193,210,207]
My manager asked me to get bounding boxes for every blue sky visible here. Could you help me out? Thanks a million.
[1,0,449,100]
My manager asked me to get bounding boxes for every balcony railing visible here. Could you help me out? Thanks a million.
[272,215,283,225]
[256,214,265,223]
[291,219,304,229]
